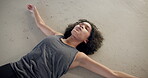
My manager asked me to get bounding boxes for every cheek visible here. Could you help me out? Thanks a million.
[80,31,90,39]
[85,34,90,39]
[83,30,90,36]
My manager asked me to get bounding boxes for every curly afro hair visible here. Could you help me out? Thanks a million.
[63,19,104,55]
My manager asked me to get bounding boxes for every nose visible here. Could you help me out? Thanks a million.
[79,24,84,28]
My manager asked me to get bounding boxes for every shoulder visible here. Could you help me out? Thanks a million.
[47,34,63,39]
[70,52,87,68]
[71,52,95,68]
[76,52,87,59]
[75,52,89,64]
[75,52,95,67]
[54,33,63,36]
[45,32,63,37]
[72,52,86,63]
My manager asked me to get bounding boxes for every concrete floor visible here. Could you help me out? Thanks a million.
[0,0,148,78]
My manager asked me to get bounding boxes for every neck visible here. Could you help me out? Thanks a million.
[61,35,82,48]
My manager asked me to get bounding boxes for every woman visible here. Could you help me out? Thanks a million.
[0,4,137,78]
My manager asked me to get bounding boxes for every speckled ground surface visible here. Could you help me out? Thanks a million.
[0,0,148,78]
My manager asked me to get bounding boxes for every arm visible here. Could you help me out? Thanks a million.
[113,71,138,78]
[27,4,63,36]
[77,52,137,78]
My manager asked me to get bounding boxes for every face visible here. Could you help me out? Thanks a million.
[71,22,92,43]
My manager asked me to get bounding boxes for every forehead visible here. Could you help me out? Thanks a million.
[82,22,92,29]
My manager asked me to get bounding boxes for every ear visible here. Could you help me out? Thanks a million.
[84,39,89,43]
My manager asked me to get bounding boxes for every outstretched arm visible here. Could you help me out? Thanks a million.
[113,71,137,78]
[77,52,137,78]
[27,4,63,36]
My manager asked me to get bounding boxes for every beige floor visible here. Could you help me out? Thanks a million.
[0,0,148,78]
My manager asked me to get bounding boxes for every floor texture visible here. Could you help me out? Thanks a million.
[0,0,148,78]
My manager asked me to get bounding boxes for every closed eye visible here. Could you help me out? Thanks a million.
[79,22,91,32]
[85,26,91,32]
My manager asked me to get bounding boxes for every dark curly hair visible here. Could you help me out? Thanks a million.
[63,19,104,55]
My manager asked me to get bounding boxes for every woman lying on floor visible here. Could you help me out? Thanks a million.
[0,4,137,78]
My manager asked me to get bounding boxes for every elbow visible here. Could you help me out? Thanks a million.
[37,22,46,27]
[105,74,119,78]
[39,21,45,25]
[112,73,120,78]
[106,71,120,78]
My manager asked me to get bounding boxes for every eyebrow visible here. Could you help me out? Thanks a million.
[82,22,91,30]
[82,22,89,27]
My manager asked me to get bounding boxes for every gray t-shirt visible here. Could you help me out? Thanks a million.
[10,35,78,78]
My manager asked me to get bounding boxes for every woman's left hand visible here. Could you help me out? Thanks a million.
[27,4,36,13]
